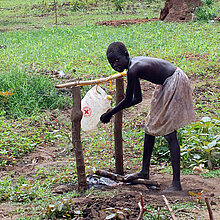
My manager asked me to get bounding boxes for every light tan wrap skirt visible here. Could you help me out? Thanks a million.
[145,68,195,136]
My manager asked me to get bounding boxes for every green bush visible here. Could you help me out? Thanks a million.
[194,6,217,21]
[194,0,217,21]
[204,0,214,7]
[0,70,70,118]
[152,117,220,170]
[180,117,220,169]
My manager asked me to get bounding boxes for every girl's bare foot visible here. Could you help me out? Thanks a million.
[124,172,149,182]
[163,181,182,192]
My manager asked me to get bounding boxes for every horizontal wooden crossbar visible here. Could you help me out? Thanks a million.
[55,72,126,88]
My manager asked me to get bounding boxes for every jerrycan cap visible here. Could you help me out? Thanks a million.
[106,95,112,100]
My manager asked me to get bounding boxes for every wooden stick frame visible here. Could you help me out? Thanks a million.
[55,72,126,88]
[56,72,126,190]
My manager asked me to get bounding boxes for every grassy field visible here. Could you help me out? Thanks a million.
[0,0,220,219]
[0,0,164,31]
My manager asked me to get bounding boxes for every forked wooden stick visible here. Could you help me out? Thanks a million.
[137,193,152,220]
[162,195,177,220]
[137,193,145,220]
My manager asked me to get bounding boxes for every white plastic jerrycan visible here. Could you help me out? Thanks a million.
[81,86,112,132]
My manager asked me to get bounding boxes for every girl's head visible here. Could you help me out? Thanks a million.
[106,42,130,72]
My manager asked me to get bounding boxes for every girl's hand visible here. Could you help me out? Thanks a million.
[100,109,112,123]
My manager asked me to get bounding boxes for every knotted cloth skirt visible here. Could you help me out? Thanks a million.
[145,68,195,136]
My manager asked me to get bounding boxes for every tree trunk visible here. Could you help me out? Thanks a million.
[160,0,202,21]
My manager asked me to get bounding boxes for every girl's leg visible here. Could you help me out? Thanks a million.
[124,133,155,182]
[164,130,182,191]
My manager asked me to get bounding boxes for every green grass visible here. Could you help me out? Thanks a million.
[1,22,219,118]
[194,79,220,117]
[1,22,219,77]
[0,0,165,31]
[0,110,71,168]
[0,70,70,117]
[182,168,220,177]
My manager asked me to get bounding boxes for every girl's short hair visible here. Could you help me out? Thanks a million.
[106,42,129,58]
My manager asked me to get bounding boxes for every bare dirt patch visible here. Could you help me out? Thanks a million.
[75,173,220,219]
[160,0,202,21]
[96,18,159,26]
[1,150,219,219]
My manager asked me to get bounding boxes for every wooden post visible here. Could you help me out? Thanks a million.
[54,0,58,24]
[71,86,87,191]
[55,73,127,177]
[114,78,124,175]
